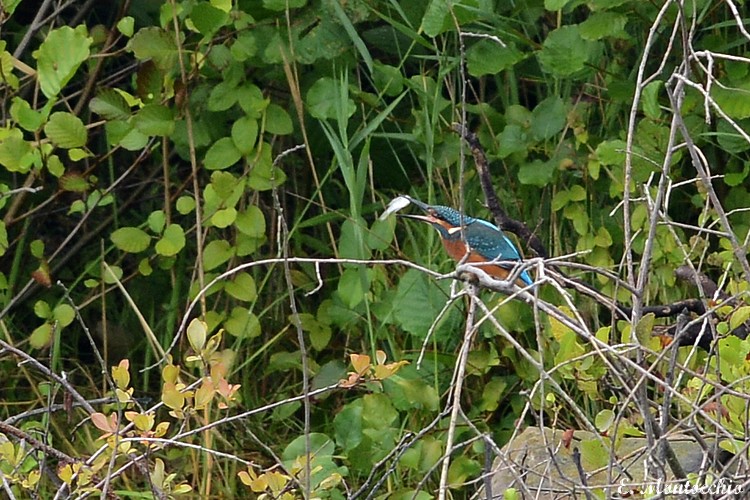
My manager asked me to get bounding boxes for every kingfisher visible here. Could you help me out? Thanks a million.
[382,195,533,287]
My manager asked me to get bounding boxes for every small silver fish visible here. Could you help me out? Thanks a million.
[378,195,413,221]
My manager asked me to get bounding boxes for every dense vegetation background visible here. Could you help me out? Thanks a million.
[0,0,749,497]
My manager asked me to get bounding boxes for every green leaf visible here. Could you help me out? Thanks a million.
[190,3,228,36]
[155,224,185,257]
[111,227,151,253]
[224,272,257,302]
[294,313,332,351]
[207,81,239,112]
[148,210,166,233]
[106,120,149,150]
[32,26,92,98]
[518,159,556,186]
[421,0,450,37]
[231,116,258,155]
[44,112,87,148]
[128,27,177,70]
[204,137,242,170]
[53,304,75,327]
[334,404,363,451]
[730,306,750,331]
[711,82,750,120]
[531,96,566,140]
[579,11,628,40]
[595,409,615,432]
[133,104,175,136]
[306,77,355,120]
[394,270,452,339]
[497,125,529,158]
[34,300,52,319]
[10,97,44,131]
[235,206,266,237]
[538,25,599,77]
[635,313,656,345]
[337,268,369,309]
[367,217,395,251]
[265,103,293,135]
[224,307,261,338]
[0,130,34,172]
[467,40,523,77]
[210,207,237,228]
[117,16,135,37]
[30,323,53,349]
[176,196,196,214]
[203,239,235,270]
[642,80,663,119]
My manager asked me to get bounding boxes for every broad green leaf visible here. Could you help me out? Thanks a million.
[34,300,52,319]
[133,104,175,136]
[293,312,332,351]
[367,217,395,251]
[224,272,257,302]
[580,438,609,470]
[337,268,369,309]
[595,409,615,433]
[231,116,258,155]
[117,16,135,37]
[206,172,239,201]
[176,196,196,214]
[106,120,149,150]
[642,80,663,119]
[111,227,151,253]
[372,62,404,97]
[334,404,363,451]
[467,40,523,77]
[32,26,92,98]
[0,129,33,172]
[59,173,89,192]
[711,82,750,120]
[10,97,44,131]
[730,306,750,331]
[30,323,53,349]
[148,210,166,233]
[497,124,529,158]
[211,207,237,228]
[635,312,655,345]
[44,112,87,148]
[204,137,242,170]
[207,81,239,112]
[264,103,292,135]
[53,304,75,327]
[306,77,355,120]
[190,3,228,36]
[531,96,566,140]
[224,307,261,338]
[187,318,207,352]
[421,0,450,37]
[579,11,628,40]
[235,206,266,237]
[538,25,599,77]
[155,224,185,257]
[203,239,234,270]
[128,27,177,70]
[230,32,257,61]
[518,159,556,186]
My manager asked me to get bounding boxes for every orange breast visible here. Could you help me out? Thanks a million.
[441,239,522,284]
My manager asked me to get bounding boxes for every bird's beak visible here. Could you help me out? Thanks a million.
[397,213,435,223]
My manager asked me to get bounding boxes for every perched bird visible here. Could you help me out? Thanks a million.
[383,195,533,286]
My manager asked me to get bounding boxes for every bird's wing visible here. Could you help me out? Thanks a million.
[465,221,523,261]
